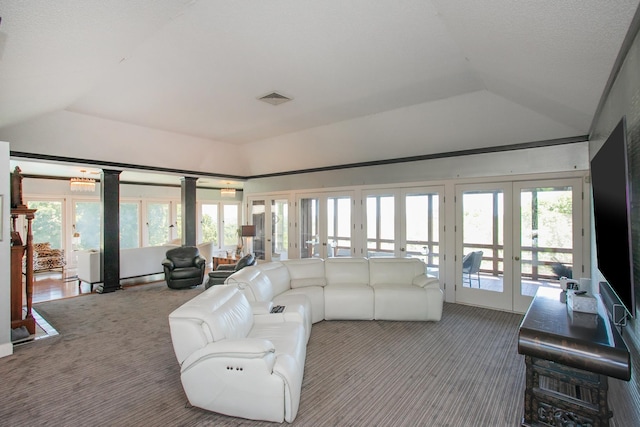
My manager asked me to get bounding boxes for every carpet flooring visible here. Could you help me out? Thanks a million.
[0,282,636,426]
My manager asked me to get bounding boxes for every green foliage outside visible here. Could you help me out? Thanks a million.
[147,203,169,246]
[201,213,218,244]
[28,201,62,248]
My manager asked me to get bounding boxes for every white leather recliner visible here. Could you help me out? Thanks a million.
[169,285,307,423]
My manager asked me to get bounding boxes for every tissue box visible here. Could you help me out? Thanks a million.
[567,290,598,314]
[568,308,598,328]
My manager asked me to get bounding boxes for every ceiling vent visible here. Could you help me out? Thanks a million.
[258,91,293,106]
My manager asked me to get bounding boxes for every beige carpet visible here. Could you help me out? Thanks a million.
[0,281,624,426]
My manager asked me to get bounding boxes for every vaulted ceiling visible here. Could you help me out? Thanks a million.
[0,1,638,182]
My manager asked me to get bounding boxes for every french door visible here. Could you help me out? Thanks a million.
[364,187,443,270]
[455,178,584,312]
[401,187,444,277]
[455,183,513,310]
[298,192,354,259]
[248,197,290,261]
[512,179,584,312]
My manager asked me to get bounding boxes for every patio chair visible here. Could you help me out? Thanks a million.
[462,251,483,288]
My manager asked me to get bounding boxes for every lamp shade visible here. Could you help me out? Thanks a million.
[241,225,256,237]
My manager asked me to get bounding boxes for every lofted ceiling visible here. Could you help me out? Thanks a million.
[0,1,639,184]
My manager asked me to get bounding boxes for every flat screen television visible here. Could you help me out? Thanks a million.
[591,116,636,318]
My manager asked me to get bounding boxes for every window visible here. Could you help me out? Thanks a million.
[201,203,219,245]
[27,200,63,248]
[74,201,100,251]
[120,202,140,249]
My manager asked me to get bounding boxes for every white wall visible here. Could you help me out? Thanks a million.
[245,142,589,193]
[0,141,12,358]
[0,110,247,176]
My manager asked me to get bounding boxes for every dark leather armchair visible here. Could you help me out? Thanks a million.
[162,246,206,289]
[205,253,256,289]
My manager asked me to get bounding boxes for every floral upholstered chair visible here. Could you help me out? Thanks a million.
[30,242,66,274]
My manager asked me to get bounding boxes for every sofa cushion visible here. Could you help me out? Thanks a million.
[324,283,374,320]
[255,262,291,296]
[199,285,254,342]
[171,266,202,280]
[368,257,426,287]
[374,284,432,321]
[249,321,307,364]
[324,258,369,286]
[168,285,253,363]
[227,267,275,302]
[283,259,326,288]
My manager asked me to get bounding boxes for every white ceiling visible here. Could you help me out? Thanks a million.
[0,1,638,183]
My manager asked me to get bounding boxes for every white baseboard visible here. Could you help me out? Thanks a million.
[0,341,13,358]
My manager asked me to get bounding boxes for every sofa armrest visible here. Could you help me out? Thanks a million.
[161,258,175,270]
[251,301,274,315]
[412,275,440,289]
[194,255,206,268]
[208,270,234,279]
[216,264,236,271]
[181,338,276,373]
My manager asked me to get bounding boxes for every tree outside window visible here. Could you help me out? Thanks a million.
[27,200,63,248]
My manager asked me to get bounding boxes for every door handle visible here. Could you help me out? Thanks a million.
[514,256,520,261]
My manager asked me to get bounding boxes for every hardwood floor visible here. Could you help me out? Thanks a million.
[33,270,90,304]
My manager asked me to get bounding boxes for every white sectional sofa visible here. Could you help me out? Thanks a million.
[168,257,442,423]
[230,257,443,323]
[169,285,309,423]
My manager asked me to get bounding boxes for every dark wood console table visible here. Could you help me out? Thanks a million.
[518,287,630,427]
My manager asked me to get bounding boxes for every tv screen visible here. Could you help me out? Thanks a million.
[591,116,635,317]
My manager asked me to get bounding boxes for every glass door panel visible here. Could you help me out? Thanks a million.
[222,204,239,250]
[27,200,63,249]
[366,194,395,256]
[513,179,583,312]
[174,203,181,242]
[120,202,140,249]
[74,201,100,251]
[403,189,441,277]
[271,199,288,260]
[456,184,512,311]
[298,193,353,259]
[251,200,267,260]
[300,197,320,258]
[201,203,219,246]
[248,197,290,261]
[146,202,170,246]
[327,196,352,257]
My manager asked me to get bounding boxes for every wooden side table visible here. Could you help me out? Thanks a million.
[212,255,239,270]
